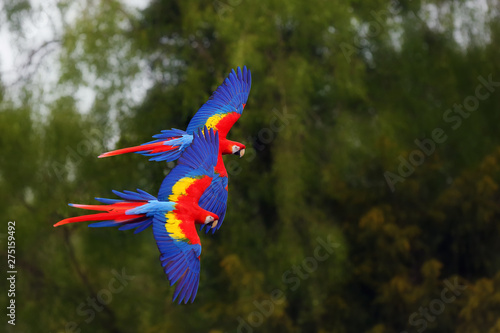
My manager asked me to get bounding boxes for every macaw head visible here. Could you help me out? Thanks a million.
[219,138,246,158]
[189,205,219,226]
[204,212,219,229]
[231,142,246,158]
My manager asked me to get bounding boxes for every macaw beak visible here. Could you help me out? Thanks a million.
[211,220,219,228]
[238,149,245,158]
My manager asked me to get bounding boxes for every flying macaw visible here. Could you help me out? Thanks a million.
[99,66,251,161]
[54,128,221,304]
[98,66,252,233]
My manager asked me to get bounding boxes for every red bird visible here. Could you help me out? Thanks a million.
[99,66,251,161]
[55,128,221,303]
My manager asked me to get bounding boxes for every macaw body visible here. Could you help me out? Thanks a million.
[55,128,221,304]
[198,160,229,233]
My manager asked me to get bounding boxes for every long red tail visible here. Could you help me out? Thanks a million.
[54,202,145,227]
[98,142,177,158]
[54,190,157,233]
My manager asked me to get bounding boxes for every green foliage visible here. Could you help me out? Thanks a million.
[1,0,500,332]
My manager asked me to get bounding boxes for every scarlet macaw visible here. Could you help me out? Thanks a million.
[99,66,251,161]
[99,66,252,233]
[55,128,221,304]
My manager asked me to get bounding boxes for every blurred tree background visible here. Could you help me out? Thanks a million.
[1,0,500,332]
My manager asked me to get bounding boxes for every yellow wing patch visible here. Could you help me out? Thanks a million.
[164,211,186,240]
[205,113,226,129]
[169,177,197,202]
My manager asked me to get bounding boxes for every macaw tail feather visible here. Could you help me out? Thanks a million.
[98,142,178,158]
[98,129,193,162]
[54,189,157,234]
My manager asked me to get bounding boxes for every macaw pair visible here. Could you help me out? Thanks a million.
[55,67,252,304]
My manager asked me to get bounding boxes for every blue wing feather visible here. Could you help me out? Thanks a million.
[86,189,157,233]
[110,189,156,201]
[158,128,219,201]
[199,175,228,233]
[142,129,194,162]
[152,214,201,304]
[186,66,252,134]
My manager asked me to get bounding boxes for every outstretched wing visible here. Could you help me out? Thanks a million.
[199,175,228,234]
[186,66,251,138]
[158,127,219,201]
[151,128,222,303]
[152,212,201,304]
